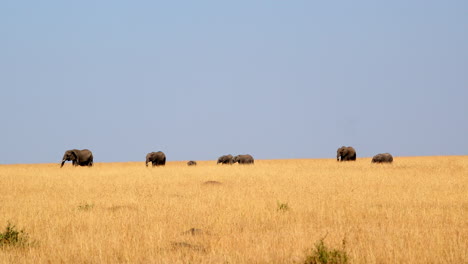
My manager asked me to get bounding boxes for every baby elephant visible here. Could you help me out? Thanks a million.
[372,153,393,163]
[187,160,197,166]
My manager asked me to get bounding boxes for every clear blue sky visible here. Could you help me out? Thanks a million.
[1,1,467,164]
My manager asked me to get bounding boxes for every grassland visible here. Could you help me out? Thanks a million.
[0,156,466,263]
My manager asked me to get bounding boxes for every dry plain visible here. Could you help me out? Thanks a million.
[0,156,466,263]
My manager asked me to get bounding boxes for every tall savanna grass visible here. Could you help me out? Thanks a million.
[0,156,466,263]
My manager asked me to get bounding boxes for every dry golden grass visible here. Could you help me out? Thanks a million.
[0,156,466,263]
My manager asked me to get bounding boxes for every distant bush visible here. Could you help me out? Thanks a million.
[277,201,289,212]
[78,203,94,211]
[304,237,348,264]
[0,222,30,248]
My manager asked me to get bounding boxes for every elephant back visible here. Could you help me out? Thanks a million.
[372,153,393,163]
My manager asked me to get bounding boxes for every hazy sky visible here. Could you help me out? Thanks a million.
[1,1,467,164]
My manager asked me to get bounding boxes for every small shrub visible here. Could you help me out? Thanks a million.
[277,201,289,212]
[78,203,94,211]
[304,237,348,264]
[0,222,30,248]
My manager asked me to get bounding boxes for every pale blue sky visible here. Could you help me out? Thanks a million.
[1,1,467,164]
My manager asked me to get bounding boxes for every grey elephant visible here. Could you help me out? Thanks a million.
[146,151,166,167]
[337,146,356,161]
[233,154,254,164]
[372,153,393,163]
[187,160,197,166]
[217,154,234,164]
[60,149,93,168]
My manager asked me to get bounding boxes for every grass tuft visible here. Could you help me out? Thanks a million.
[304,237,348,264]
[277,201,289,212]
[0,222,31,248]
[78,203,94,211]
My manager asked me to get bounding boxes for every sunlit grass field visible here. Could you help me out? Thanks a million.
[0,156,466,263]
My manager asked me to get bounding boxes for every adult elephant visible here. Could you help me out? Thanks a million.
[187,160,197,166]
[146,151,166,167]
[60,149,93,168]
[233,154,254,164]
[217,154,234,164]
[372,153,393,163]
[337,146,356,161]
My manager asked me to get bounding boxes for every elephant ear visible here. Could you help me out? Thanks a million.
[71,150,79,160]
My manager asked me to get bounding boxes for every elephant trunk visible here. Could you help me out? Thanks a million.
[60,159,65,168]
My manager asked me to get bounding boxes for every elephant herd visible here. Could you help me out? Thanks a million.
[60,147,393,167]
[217,154,255,165]
[336,146,393,163]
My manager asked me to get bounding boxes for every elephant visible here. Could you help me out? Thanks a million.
[60,149,93,168]
[217,154,234,164]
[233,154,254,164]
[146,151,166,167]
[372,153,393,163]
[336,146,356,161]
[187,160,197,166]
